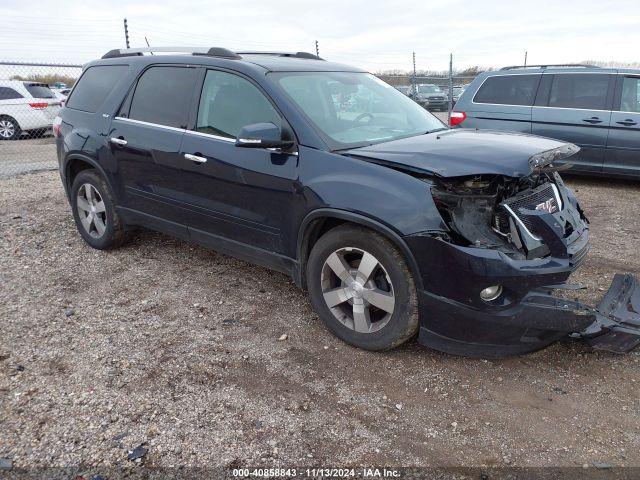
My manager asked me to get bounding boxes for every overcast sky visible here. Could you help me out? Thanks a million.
[1,0,639,72]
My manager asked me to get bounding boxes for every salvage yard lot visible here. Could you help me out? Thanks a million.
[1,170,639,469]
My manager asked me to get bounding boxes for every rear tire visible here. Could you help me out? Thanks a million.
[70,170,128,250]
[0,116,20,140]
[306,225,419,351]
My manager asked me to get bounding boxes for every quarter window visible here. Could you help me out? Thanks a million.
[473,75,540,106]
[620,77,640,113]
[65,65,128,112]
[0,87,23,100]
[548,74,610,110]
[128,66,197,128]
[195,70,281,139]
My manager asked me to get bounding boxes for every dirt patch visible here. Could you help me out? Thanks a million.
[1,171,639,469]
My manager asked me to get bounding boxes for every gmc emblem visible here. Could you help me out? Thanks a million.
[535,198,557,214]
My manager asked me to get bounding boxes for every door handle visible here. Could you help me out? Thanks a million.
[184,153,207,164]
[582,117,602,124]
[109,137,127,146]
[616,119,638,126]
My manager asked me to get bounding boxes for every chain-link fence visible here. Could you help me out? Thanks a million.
[0,62,82,177]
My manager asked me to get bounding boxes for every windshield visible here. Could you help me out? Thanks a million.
[418,85,442,94]
[272,72,444,150]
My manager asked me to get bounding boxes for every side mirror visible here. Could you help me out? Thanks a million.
[235,122,294,150]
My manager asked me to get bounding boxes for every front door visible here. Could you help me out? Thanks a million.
[532,73,614,173]
[109,65,199,230]
[605,75,640,177]
[178,68,299,256]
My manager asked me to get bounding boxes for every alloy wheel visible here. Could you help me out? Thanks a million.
[0,119,16,139]
[320,247,395,333]
[76,183,107,238]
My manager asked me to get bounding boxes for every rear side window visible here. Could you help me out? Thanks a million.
[128,66,197,128]
[66,65,128,113]
[24,83,54,99]
[619,77,640,113]
[473,75,540,106]
[0,87,23,100]
[548,74,609,110]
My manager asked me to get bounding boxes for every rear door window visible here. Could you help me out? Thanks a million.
[128,66,197,129]
[66,65,128,113]
[619,76,640,113]
[548,74,610,110]
[473,75,540,106]
[0,87,23,100]
[24,83,54,99]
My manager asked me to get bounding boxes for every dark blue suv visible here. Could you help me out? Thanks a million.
[452,64,640,178]
[55,48,640,357]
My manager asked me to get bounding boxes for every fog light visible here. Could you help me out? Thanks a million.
[480,285,503,302]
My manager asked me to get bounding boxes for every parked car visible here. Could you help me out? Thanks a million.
[55,47,639,357]
[452,64,640,178]
[451,85,466,105]
[52,88,71,105]
[414,84,448,111]
[0,80,60,140]
[394,85,412,96]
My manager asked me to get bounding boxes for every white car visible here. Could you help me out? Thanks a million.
[51,88,71,104]
[0,80,61,140]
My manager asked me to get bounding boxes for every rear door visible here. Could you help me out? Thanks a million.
[531,72,614,173]
[463,73,540,133]
[605,74,640,177]
[109,65,199,231]
[0,86,26,139]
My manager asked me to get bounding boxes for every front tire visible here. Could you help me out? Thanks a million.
[306,225,419,351]
[70,170,127,250]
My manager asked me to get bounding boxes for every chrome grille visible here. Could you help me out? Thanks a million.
[501,183,562,236]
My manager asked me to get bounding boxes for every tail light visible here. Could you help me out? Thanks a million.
[52,116,62,137]
[28,102,49,110]
[449,111,467,126]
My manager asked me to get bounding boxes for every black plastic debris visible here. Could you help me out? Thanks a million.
[127,444,148,461]
[65,307,75,317]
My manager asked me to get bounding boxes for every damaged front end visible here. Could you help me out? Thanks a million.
[409,144,640,356]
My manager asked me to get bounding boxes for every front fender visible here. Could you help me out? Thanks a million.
[298,147,446,236]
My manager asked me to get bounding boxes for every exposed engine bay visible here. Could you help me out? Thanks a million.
[431,171,589,260]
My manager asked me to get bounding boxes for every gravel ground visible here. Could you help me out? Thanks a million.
[1,170,639,474]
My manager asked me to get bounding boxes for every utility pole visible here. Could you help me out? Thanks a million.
[448,53,453,123]
[524,50,528,67]
[124,18,130,49]
[412,51,417,96]
[315,40,319,57]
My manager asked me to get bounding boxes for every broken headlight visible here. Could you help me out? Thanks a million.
[528,143,580,170]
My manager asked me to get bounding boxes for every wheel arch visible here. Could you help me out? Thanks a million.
[295,208,423,291]
[63,154,115,202]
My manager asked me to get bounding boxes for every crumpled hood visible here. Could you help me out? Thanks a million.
[343,129,569,178]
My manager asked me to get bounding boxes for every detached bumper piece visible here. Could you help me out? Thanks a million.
[580,274,640,353]
[529,274,640,353]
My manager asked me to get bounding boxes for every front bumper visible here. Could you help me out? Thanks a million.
[416,274,640,357]
[405,230,640,357]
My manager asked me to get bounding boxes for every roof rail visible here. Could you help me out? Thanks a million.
[101,47,241,60]
[237,51,324,61]
[500,64,600,70]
